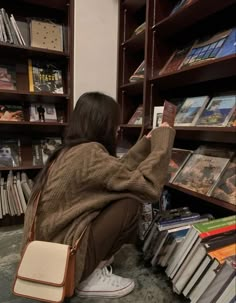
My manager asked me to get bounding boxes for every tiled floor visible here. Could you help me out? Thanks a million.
[0,225,188,303]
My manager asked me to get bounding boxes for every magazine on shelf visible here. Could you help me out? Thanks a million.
[152,106,164,128]
[0,104,24,121]
[227,108,236,127]
[167,148,193,183]
[172,152,230,196]
[210,156,236,205]
[0,64,16,90]
[174,96,209,126]
[128,105,143,125]
[28,59,64,94]
[196,95,236,127]
[132,22,146,36]
[29,103,57,122]
[0,139,21,167]
[169,0,193,16]
[129,61,145,83]
[32,137,62,165]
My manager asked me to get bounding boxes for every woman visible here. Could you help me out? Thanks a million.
[22,92,175,299]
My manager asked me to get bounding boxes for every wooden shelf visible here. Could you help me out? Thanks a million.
[120,81,144,95]
[122,31,145,52]
[167,183,236,212]
[152,55,236,90]
[0,42,69,59]
[123,0,146,13]
[0,165,43,171]
[153,0,236,38]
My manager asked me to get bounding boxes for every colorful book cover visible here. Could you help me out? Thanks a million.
[208,243,236,264]
[167,148,193,182]
[172,153,230,195]
[217,27,236,58]
[0,64,16,90]
[174,96,209,126]
[129,61,145,83]
[128,105,143,125]
[0,139,21,167]
[194,215,236,234]
[227,108,236,127]
[0,104,24,121]
[28,59,64,94]
[29,103,57,122]
[211,157,236,205]
[196,95,236,127]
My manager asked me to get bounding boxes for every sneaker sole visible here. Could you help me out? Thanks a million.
[76,280,135,298]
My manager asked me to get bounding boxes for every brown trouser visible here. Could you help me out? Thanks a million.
[81,198,140,281]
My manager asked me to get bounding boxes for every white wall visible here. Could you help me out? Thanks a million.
[74,0,118,104]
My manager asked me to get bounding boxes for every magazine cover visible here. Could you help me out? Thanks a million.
[153,106,164,128]
[0,64,16,90]
[28,59,64,94]
[0,139,21,167]
[128,105,143,125]
[0,104,24,121]
[174,96,209,126]
[30,103,57,122]
[211,157,236,205]
[129,61,145,82]
[217,27,236,58]
[227,108,236,127]
[172,153,230,195]
[180,29,232,68]
[196,95,236,127]
[168,148,193,183]
[32,137,62,165]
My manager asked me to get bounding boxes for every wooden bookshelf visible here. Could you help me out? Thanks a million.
[117,0,236,215]
[0,0,74,224]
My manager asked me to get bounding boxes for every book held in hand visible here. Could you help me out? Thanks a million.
[152,106,164,128]
[161,101,177,127]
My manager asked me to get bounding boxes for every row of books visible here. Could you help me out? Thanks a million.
[129,94,236,127]
[142,211,236,303]
[0,137,62,168]
[167,146,236,205]
[160,27,236,75]
[0,61,64,94]
[0,8,64,51]
[0,103,64,123]
[0,171,33,219]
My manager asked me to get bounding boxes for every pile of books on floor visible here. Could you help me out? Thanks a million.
[142,209,236,303]
[0,171,33,219]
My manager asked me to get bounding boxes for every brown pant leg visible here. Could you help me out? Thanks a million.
[81,198,140,281]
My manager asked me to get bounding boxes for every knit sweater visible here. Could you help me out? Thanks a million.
[22,127,175,284]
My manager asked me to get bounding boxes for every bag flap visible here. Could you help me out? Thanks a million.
[17,241,70,286]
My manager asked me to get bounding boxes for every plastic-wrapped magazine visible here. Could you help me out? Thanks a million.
[32,137,62,165]
[0,139,21,167]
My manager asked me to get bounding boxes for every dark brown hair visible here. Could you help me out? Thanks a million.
[30,92,120,201]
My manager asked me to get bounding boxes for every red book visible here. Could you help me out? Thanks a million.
[162,101,177,127]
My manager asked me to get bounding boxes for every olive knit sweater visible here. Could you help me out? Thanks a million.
[22,127,175,284]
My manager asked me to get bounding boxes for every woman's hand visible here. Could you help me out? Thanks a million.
[146,122,172,139]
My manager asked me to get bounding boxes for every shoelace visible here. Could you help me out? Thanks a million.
[101,265,113,278]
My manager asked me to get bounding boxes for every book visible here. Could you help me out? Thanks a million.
[139,203,153,240]
[30,19,63,51]
[227,108,236,127]
[29,103,57,122]
[211,156,236,205]
[159,44,192,75]
[15,19,30,46]
[196,95,236,127]
[129,61,145,82]
[32,137,62,165]
[172,153,230,196]
[174,96,209,126]
[0,64,16,90]
[128,105,143,125]
[169,0,192,16]
[217,27,236,58]
[215,275,236,303]
[0,104,24,121]
[161,101,177,127]
[28,59,64,94]
[152,106,164,128]
[167,148,193,183]
[0,139,21,167]
[180,29,233,69]
[132,22,146,36]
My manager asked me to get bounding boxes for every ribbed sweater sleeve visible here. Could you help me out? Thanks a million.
[90,127,175,202]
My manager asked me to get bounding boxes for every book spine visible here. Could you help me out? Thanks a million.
[28,59,34,92]
[200,224,236,239]
[0,8,13,43]
[194,215,236,233]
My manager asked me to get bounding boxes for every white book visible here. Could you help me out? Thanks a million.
[0,177,6,216]
[160,238,182,267]
[16,172,27,212]
[13,176,24,214]
[6,174,16,216]
[215,276,236,303]
[153,106,164,129]
[10,14,23,45]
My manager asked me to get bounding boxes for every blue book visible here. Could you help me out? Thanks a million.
[217,27,236,58]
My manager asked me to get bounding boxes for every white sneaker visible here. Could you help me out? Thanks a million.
[76,265,135,298]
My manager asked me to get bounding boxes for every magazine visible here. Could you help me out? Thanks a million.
[211,157,236,205]
[129,61,145,83]
[28,59,64,94]
[168,148,193,183]
[169,0,192,16]
[32,137,62,165]
[30,104,57,122]
[0,139,21,167]
[172,153,230,196]
[227,108,236,127]
[128,105,143,125]
[196,95,236,127]
[174,96,209,126]
[0,64,16,90]
[153,106,164,128]
[0,104,24,121]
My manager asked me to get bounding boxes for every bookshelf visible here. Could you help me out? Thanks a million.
[117,0,236,214]
[0,0,74,225]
